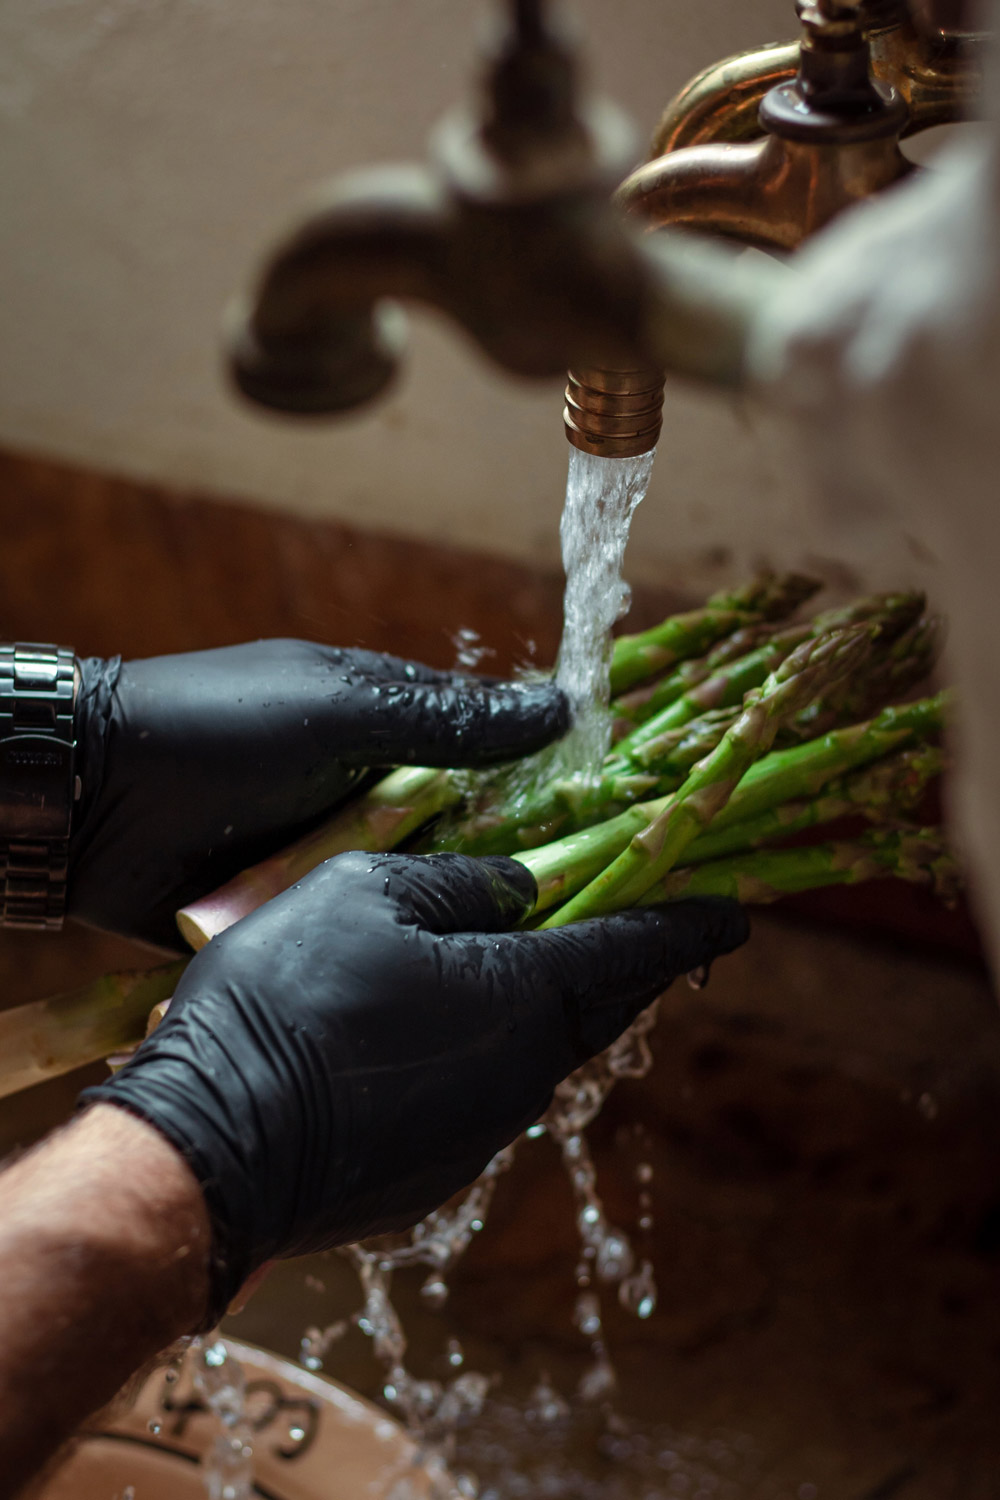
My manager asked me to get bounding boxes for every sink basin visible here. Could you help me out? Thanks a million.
[38,1338,439,1500]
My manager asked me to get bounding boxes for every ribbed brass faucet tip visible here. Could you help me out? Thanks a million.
[563,366,664,458]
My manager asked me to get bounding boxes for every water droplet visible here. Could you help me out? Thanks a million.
[288,1424,306,1443]
[578,1355,617,1402]
[596,1230,634,1283]
[447,1337,465,1367]
[574,1292,602,1337]
[526,1123,546,1138]
[148,1417,162,1434]
[528,1373,570,1424]
[204,1341,228,1368]
[619,1260,658,1319]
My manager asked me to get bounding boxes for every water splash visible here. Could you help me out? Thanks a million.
[553,448,656,780]
[192,1338,254,1500]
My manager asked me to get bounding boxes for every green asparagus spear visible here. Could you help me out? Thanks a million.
[640,826,960,906]
[426,771,658,857]
[610,627,810,764]
[520,742,945,916]
[809,590,925,642]
[791,614,944,741]
[432,706,742,857]
[542,628,875,927]
[679,743,945,863]
[612,592,926,751]
[0,961,188,1100]
[609,573,819,695]
[709,692,949,833]
[612,621,787,726]
[178,764,463,949]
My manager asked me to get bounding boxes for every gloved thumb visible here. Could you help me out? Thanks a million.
[374,851,538,935]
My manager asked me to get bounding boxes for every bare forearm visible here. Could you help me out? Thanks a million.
[0,1105,211,1500]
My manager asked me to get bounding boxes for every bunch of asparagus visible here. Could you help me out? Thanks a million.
[178,572,955,949]
[0,575,957,1099]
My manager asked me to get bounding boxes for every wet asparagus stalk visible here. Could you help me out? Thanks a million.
[427,712,736,858]
[0,961,187,1100]
[677,743,945,863]
[612,620,789,727]
[540,628,876,927]
[790,614,945,742]
[609,625,811,763]
[609,572,820,695]
[611,592,926,760]
[177,765,461,950]
[641,826,960,907]
[522,742,946,915]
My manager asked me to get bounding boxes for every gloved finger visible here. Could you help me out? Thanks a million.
[506,899,750,1063]
[324,677,570,768]
[375,851,538,934]
[320,646,471,687]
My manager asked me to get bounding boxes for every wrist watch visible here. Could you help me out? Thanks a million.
[0,644,77,930]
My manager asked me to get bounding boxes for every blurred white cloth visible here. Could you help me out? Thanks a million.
[748,9,1000,973]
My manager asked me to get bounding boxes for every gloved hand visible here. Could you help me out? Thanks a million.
[80,851,749,1324]
[69,641,568,949]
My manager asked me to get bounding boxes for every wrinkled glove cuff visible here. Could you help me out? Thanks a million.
[71,656,122,859]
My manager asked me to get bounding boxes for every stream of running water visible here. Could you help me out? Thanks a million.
[553,446,657,780]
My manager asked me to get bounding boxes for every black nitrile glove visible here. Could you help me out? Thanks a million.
[69,641,568,949]
[81,850,749,1324]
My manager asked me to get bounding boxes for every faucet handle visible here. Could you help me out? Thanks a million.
[761,0,908,139]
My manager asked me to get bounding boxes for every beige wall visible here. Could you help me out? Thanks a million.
[0,0,927,596]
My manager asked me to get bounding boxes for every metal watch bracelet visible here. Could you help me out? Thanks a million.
[0,644,77,931]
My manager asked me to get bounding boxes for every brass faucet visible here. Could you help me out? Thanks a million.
[565,0,988,458]
[226,0,786,418]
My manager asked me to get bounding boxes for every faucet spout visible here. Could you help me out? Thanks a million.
[227,167,452,415]
[226,0,787,423]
